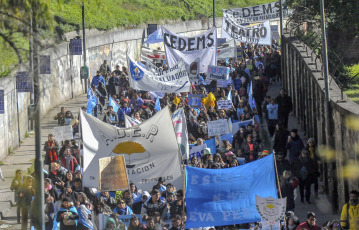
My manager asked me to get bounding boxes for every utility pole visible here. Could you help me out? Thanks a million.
[32,12,45,230]
[213,0,216,27]
[29,13,34,130]
[320,0,331,196]
[82,2,88,93]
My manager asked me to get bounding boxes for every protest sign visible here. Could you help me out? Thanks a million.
[217,100,232,110]
[217,39,236,60]
[256,196,286,229]
[172,108,189,160]
[223,1,292,24]
[53,125,73,141]
[222,18,272,45]
[232,118,254,135]
[128,55,191,93]
[207,119,229,137]
[189,144,206,161]
[99,155,129,191]
[185,154,278,228]
[81,107,183,190]
[162,27,217,73]
[207,65,230,81]
[205,78,233,88]
[188,94,202,108]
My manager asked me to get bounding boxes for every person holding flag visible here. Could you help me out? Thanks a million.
[103,105,118,126]
[86,86,98,117]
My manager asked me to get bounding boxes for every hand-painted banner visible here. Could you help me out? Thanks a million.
[128,55,191,93]
[217,100,232,110]
[217,39,237,60]
[162,27,217,74]
[172,108,189,160]
[207,119,229,137]
[99,156,129,191]
[223,1,292,24]
[140,46,166,64]
[207,65,230,81]
[81,107,183,190]
[222,18,272,45]
[185,154,278,228]
[189,144,207,161]
[146,61,161,73]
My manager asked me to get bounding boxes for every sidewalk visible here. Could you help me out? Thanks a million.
[265,80,339,223]
[0,94,87,229]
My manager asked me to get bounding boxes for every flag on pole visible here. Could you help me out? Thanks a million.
[109,96,120,113]
[87,87,97,115]
[155,96,161,111]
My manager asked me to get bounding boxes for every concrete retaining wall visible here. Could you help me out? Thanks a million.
[282,30,359,211]
[0,18,223,161]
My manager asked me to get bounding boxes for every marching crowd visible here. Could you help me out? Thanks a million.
[8,43,359,230]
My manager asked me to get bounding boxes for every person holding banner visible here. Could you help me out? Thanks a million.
[103,105,118,126]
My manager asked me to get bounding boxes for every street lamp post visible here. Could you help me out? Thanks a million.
[213,0,216,27]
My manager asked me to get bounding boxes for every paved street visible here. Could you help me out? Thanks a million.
[0,82,339,229]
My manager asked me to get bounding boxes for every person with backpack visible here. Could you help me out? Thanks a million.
[340,190,359,230]
[294,149,319,204]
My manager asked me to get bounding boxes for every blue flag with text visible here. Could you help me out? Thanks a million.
[185,154,277,228]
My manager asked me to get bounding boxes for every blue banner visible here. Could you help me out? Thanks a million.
[221,133,233,144]
[185,154,277,228]
[109,96,120,113]
[232,119,254,135]
[188,94,202,108]
[145,28,163,44]
[204,138,216,155]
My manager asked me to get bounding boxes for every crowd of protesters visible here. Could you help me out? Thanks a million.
[8,42,356,230]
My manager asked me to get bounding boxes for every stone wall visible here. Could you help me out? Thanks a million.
[282,30,359,211]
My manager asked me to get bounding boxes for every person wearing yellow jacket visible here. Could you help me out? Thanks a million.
[341,190,359,230]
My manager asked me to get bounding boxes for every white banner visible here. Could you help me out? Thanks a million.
[189,144,206,161]
[141,46,166,64]
[222,18,272,45]
[128,55,191,93]
[146,61,161,73]
[207,119,229,137]
[171,108,189,160]
[217,100,233,110]
[53,125,73,141]
[217,39,237,60]
[207,65,230,81]
[162,27,217,73]
[81,107,183,190]
[223,1,292,24]
[256,195,286,227]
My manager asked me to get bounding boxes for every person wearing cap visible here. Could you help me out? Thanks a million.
[260,150,270,158]
[297,212,321,230]
[55,197,79,230]
[141,189,168,221]
[132,191,150,215]
[201,148,213,168]
[286,129,304,164]
[152,177,166,193]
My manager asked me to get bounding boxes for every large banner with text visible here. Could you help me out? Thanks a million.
[162,27,217,74]
[185,154,277,228]
[81,107,183,190]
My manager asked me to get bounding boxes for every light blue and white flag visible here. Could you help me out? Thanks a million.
[109,96,120,113]
[185,154,277,228]
[155,96,161,111]
[124,114,142,128]
[145,28,163,44]
[87,87,97,115]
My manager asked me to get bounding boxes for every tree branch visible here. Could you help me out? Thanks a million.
[0,32,23,64]
[0,11,30,27]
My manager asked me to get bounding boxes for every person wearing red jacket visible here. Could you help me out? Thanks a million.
[296,212,321,230]
[60,148,78,175]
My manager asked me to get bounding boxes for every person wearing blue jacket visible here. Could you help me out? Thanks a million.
[76,192,93,230]
[267,98,278,137]
[91,71,105,88]
[113,198,133,216]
